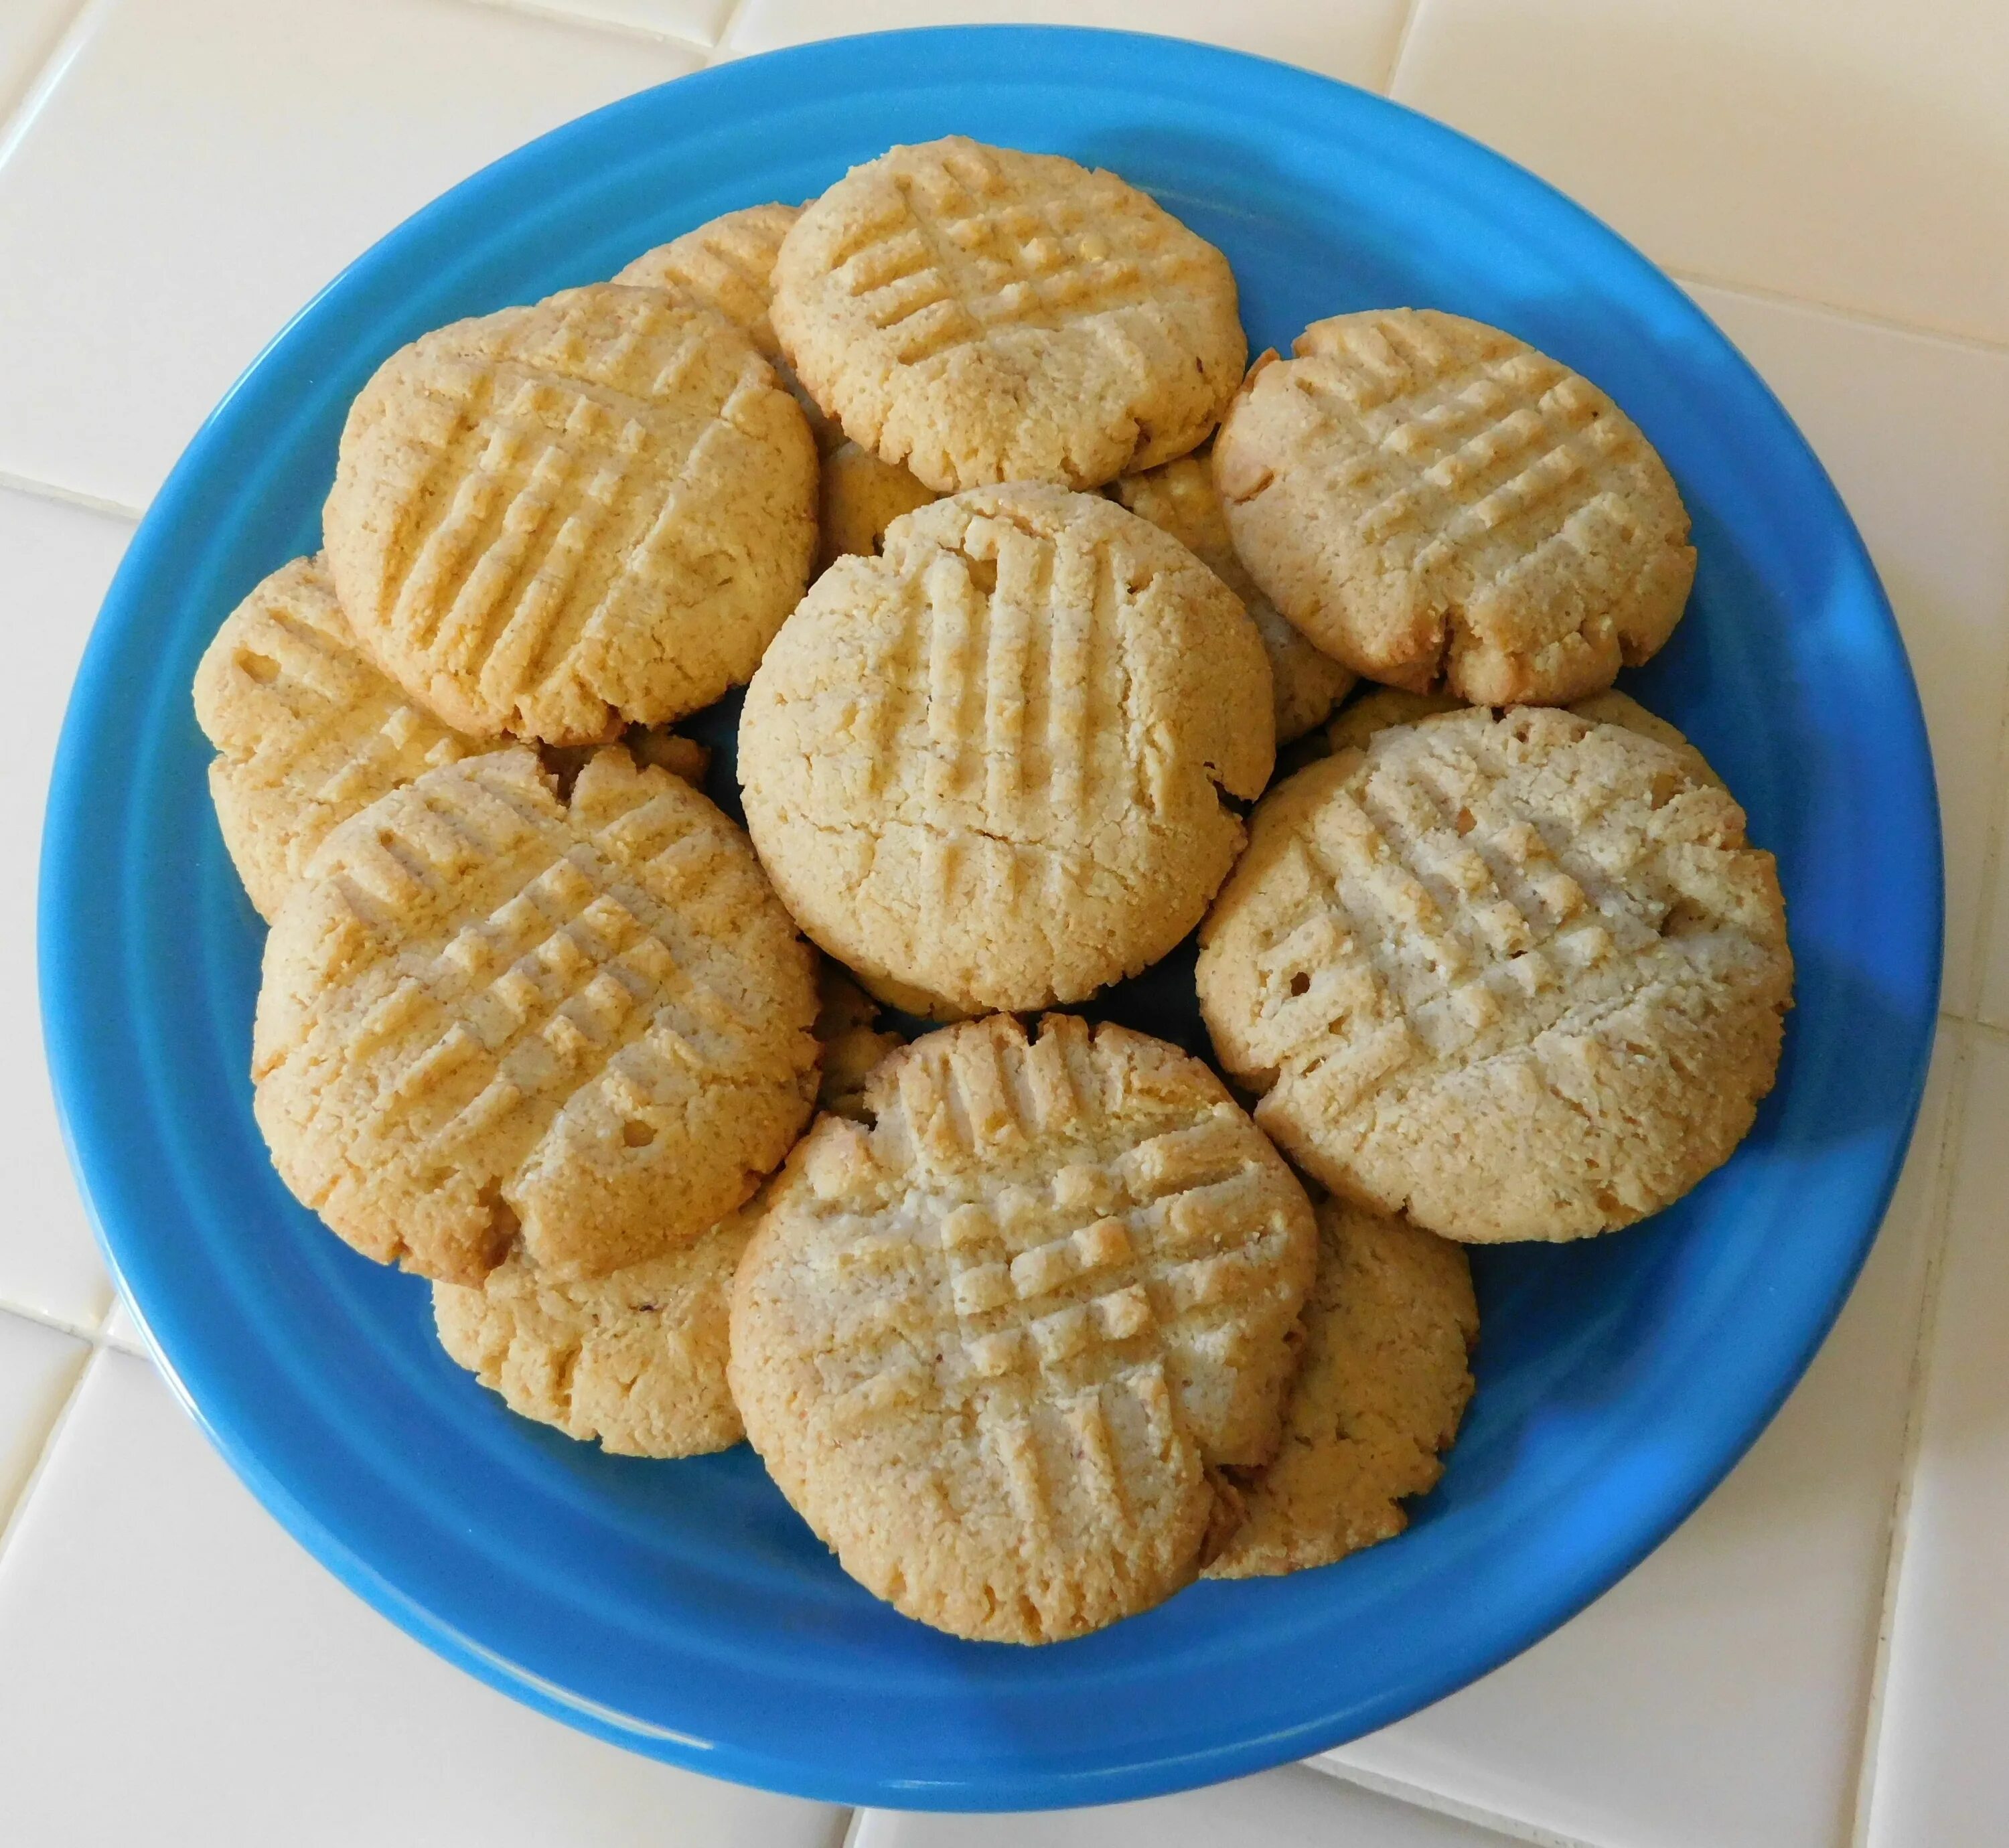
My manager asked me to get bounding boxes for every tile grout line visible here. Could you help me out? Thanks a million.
[1846,1020,1978,1847]
[0,0,107,177]
[706,0,757,63]
[0,1342,100,1573]
[0,465,143,523]
[1313,1758,1598,1848]
[1378,0,1430,94]
[0,1296,107,1348]
[833,1805,865,1848]
[1949,621,2009,1022]
[445,0,718,54]
[1669,266,2009,363]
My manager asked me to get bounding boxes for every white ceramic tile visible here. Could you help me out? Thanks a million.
[854,1764,1513,1848]
[0,486,131,1330]
[1683,285,2009,1018]
[724,0,1410,88]
[0,1308,86,1525]
[1323,1032,1955,1848]
[1390,0,2009,349]
[0,0,78,124]
[0,1349,848,1848]
[1862,1027,2009,1848]
[0,0,700,512]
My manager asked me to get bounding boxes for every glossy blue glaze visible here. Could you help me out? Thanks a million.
[38,27,1940,1811]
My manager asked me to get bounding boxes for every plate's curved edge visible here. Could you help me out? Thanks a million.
[36,23,1947,1811]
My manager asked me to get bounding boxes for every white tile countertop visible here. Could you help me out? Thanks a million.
[2,3,2005,1844]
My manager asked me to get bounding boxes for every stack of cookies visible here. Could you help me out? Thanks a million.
[194,135,1791,1646]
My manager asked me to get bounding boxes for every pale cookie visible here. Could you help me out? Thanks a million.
[615,204,802,363]
[817,439,939,574]
[1197,706,1791,1243]
[433,1196,756,1458]
[770,137,1246,493]
[739,484,1275,1016]
[1329,684,1724,789]
[1214,309,1696,704]
[193,554,477,921]
[615,202,852,458]
[1205,1198,1476,1580]
[1113,449,1354,743]
[814,964,904,1120]
[253,746,819,1285]
[728,1013,1317,1643]
[323,283,816,745]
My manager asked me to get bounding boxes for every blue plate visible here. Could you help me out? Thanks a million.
[40,26,1940,1812]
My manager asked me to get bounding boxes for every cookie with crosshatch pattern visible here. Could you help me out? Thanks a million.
[728,1012,1317,1643]
[769,136,1247,493]
[252,745,818,1286]
[1197,705,1791,1243]
[1213,309,1696,704]
[1111,447,1354,743]
[322,283,816,746]
[193,553,479,921]
[432,1192,757,1459]
[737,483,1275,1018]
[1205,1197,1477,1580]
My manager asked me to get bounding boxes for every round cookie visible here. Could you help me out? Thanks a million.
[816,439,940,574]
[615,204,802,364]
[253,745,819,1284]
[1204,1198,1477,1580]
[1197,706,1792,1243]
[770,136,1246,493]
[193,553,477,921]
[728,1012,1317,1643]
[1328,684,1724,791]
[323,283,816,745]
[1112,449,1354,743]
[738,483,1276,1016]
[1214,309,1696,704]
[433,1197,755,1458]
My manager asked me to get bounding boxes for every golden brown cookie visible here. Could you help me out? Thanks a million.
[1197,706,1791,1243]
[1112,449,1354,743]
[728,1013,1317,1642]
[615,204,802,362]
[1214,310,1695,704]
[433,1197,755,1458]
[1205,1198,1477,1580]
[770,137,1246,493]
[323,283,816,745]
[816,439,940,573]
[738,483,1275,1016]
[252,746,819,1284]
[192,554,477,921]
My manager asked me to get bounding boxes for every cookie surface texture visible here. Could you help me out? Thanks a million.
[323,283,816,744]
[728,1013,1317,1642]
[1205,1199,1477,1580]
[193,554,476,921]
[1197,706,1792,1242]
[615,204,802,362]
[770,137,1246,493]
[738,483,1276,1016]
[1329,684,1724,791]
[1113,450,1354,742]
[1214,309,1695,704]
[432,1198,756,1458]
[252,746,819,1284]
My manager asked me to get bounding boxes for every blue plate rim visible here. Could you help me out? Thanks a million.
[38,24,1943,1810]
